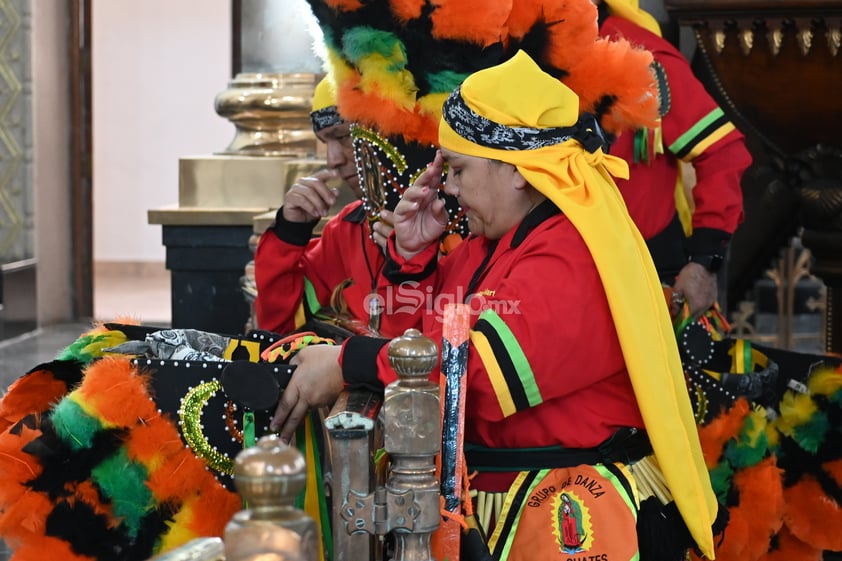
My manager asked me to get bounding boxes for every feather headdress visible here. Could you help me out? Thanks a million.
[304,0,659,246]
[306,0,658,145]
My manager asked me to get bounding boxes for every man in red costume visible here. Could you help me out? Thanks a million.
[598,0,752,319]
[254,76,417,338]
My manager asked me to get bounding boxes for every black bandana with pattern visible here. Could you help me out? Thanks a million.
[442,87,609,154]
[310,105,344,132]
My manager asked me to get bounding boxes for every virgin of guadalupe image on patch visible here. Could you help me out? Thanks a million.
[487,464,639,561]
[559,492,587,554]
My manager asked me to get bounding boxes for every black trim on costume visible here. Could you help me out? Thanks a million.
[270,207,319,246]
[341,336,389,393]
[490,470,540,560]
[382,248,439,284]
[473,317,529,412]
[645,212,688,283]
[672,114,730,159]
[687,227,731,257]
[602,462,639,515]
[343,203,367,224]
[652,61,671,117]
[465,239,499,297]
[511,199,560,248]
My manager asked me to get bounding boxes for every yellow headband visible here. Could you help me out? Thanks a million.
[603,0,662,37]
[311,75,345,132]
[439,50,718,559]
[311,75,337,113]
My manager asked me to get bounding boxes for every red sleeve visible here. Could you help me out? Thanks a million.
[254,204,363,334]
[601,17,752,246]
[254,227,314,334]
[653,46,751,235]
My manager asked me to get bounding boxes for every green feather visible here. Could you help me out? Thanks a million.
[790,410,830,454]
[707,461,734,503]
[51,398,104,451]
[342,26,406,69]
[427,70,470,95]
[723,437,767,470]
[321,26,339,52]
[723,413,770,469]
[56,330,126,363]
[91,447,154,538]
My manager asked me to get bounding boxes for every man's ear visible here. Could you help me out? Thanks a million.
[511,166,528,191]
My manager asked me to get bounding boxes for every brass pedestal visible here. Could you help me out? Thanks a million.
[148,154,323,333]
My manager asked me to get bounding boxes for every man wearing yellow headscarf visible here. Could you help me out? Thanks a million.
[272,51,724,561]
[596,0,751,321]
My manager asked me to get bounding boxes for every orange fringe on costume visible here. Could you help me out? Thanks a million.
[0,354,242,559]
[430,0,511,45]
[338,78,440,147]
[565,39,659,134]
[0,369,75,433]
[695,399,753,468]
[390,0,425,22]
[690,457,784,561]
[758,524,823,561]
[76,357,241,542]
[0,421,54,555]
[506,0,600,79]
[324,0,364,11]
[75,357,157,426]
[11,535,96,561]
[692,399,785,561]
[781,458,842,551]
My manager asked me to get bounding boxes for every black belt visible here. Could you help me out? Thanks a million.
[464,427,652,472]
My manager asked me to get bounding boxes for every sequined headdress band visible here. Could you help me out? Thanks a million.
[310,106,344,132]
[442,87,609,154]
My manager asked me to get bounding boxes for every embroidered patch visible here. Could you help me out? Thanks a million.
[488,464,638,561]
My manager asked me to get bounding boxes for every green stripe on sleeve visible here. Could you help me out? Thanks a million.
[478,309,542,407]
[668,107,727,156]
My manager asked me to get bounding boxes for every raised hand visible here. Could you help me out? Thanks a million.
[391,151,449,260]
[282,168,341,223]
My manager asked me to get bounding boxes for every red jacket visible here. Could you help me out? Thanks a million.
[340,201,645,491]
[600,15,752,273]
[254,201,419,338]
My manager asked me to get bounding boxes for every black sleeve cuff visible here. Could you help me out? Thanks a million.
[270,206,318,246]
[382,251,438,284]
[687,227,731,257]
[341,336,389,393]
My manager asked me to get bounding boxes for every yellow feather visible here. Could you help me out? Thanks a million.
[418,92,449,118]
[808,367,842,397]
[776,391,818,437]
[743,406,768,447]
[157,499,200,553]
